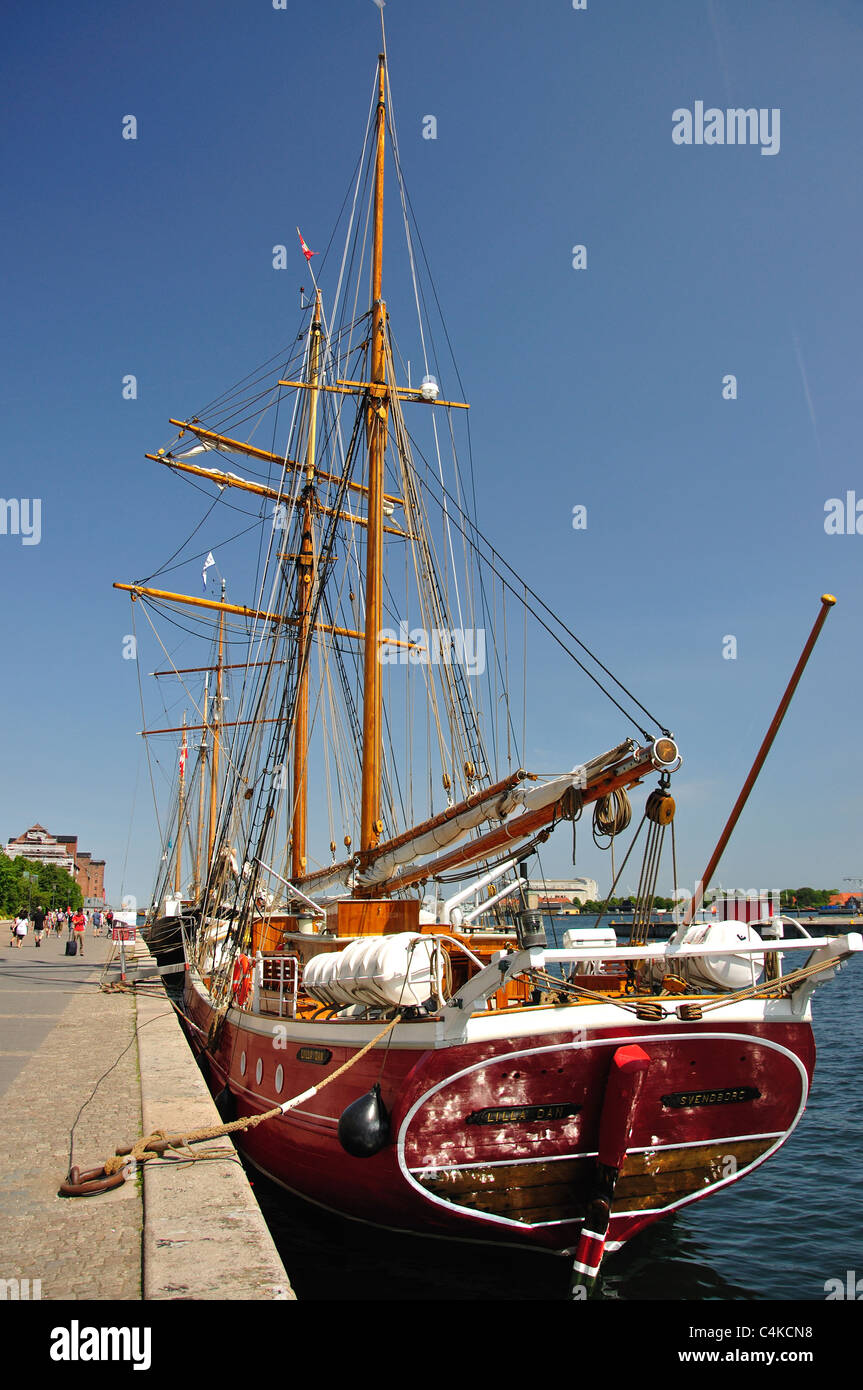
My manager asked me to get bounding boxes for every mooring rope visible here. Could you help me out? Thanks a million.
[102,1011,403,1177]
[60,1012,402,1196]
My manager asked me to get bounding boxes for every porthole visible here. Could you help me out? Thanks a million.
[275,1064,284,1094]
[255,1057,263,1085]
[240,1051,246,1076]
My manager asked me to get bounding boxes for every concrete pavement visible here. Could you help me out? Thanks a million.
[0,926,293,1300]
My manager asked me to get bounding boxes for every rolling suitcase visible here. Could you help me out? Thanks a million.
[65,937,78,957]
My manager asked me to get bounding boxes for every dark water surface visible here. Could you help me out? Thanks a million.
[245,939,861,1302]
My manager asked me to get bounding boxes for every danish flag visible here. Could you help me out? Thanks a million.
[297,228,317,262]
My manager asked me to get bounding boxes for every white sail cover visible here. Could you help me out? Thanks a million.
[351,767,586,889]
[356,789,521,887]
[297,743,637,898]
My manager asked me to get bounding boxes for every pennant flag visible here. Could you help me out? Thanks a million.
[202,552,215,591]
[179,745,188,777]
[297,227,317,262]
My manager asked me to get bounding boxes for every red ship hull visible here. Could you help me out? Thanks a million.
[184,977,813,1254]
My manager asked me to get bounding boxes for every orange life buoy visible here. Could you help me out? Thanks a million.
[231,953,252,1006]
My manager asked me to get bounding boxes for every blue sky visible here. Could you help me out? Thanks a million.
[1,0,861,906]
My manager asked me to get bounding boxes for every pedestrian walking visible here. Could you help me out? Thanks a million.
[72,908,86,957]
[33,904,46,948]
[14,910,29,948]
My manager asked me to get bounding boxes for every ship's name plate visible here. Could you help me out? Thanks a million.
[661,1086,761,1108]
[466,1103,581,1126]
[296,1046,332,1065]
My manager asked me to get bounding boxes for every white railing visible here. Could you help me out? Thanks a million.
[443,932,863,1019]
[253,952,300,1018]
[534,934,857,964]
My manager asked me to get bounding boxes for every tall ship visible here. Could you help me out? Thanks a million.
[118,35,859,1289]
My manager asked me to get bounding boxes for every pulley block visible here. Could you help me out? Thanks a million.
[645,788,675,825]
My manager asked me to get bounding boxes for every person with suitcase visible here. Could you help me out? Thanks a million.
[72,909,86,957]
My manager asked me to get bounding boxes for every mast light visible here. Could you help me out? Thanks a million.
[420,374,439,402]
[652,737,680,768]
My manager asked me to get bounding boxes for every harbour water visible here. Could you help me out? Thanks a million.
[246,921,862,1301]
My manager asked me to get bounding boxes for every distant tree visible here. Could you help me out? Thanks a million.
[0,855,82,916]
[0,855,19,915]
[781,887,836,909]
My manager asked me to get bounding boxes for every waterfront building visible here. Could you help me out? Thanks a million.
[3,824,106,902]
[3,825,76,874]
[525,877,599,910]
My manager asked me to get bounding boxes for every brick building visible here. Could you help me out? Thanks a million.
[75,851,106,903]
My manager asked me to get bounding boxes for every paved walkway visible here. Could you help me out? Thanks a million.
[0,930,143,1298]
[0,926,293,1301]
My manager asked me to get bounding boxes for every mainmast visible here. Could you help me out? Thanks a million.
[291,289,322,879]
[360,51,389,853]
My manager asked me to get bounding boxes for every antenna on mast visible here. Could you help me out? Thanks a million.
[373,0,387,53]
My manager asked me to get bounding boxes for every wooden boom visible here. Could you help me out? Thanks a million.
[685,594,837,925]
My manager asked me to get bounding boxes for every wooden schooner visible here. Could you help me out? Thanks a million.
[116,38,860,1288]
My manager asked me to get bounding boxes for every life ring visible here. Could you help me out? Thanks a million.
[231,953,252,1006]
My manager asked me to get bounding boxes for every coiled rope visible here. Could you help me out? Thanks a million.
[593,788,632,842]
[593,788,632,881]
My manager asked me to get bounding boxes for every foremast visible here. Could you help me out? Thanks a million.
[174,714,187,895]
[291,289,322,879]
[209,581,225,866]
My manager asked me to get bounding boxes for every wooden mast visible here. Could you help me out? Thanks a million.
[194,677,209,898]
[208,583,225,863]
[291,289,322,879]
[360,51,389,853]
[174,714,187,894]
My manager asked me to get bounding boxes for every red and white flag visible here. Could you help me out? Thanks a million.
[297,227,317,262]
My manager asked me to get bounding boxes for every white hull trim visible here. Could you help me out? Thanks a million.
[396,1030,810,1235]
[186,971,812,1049]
